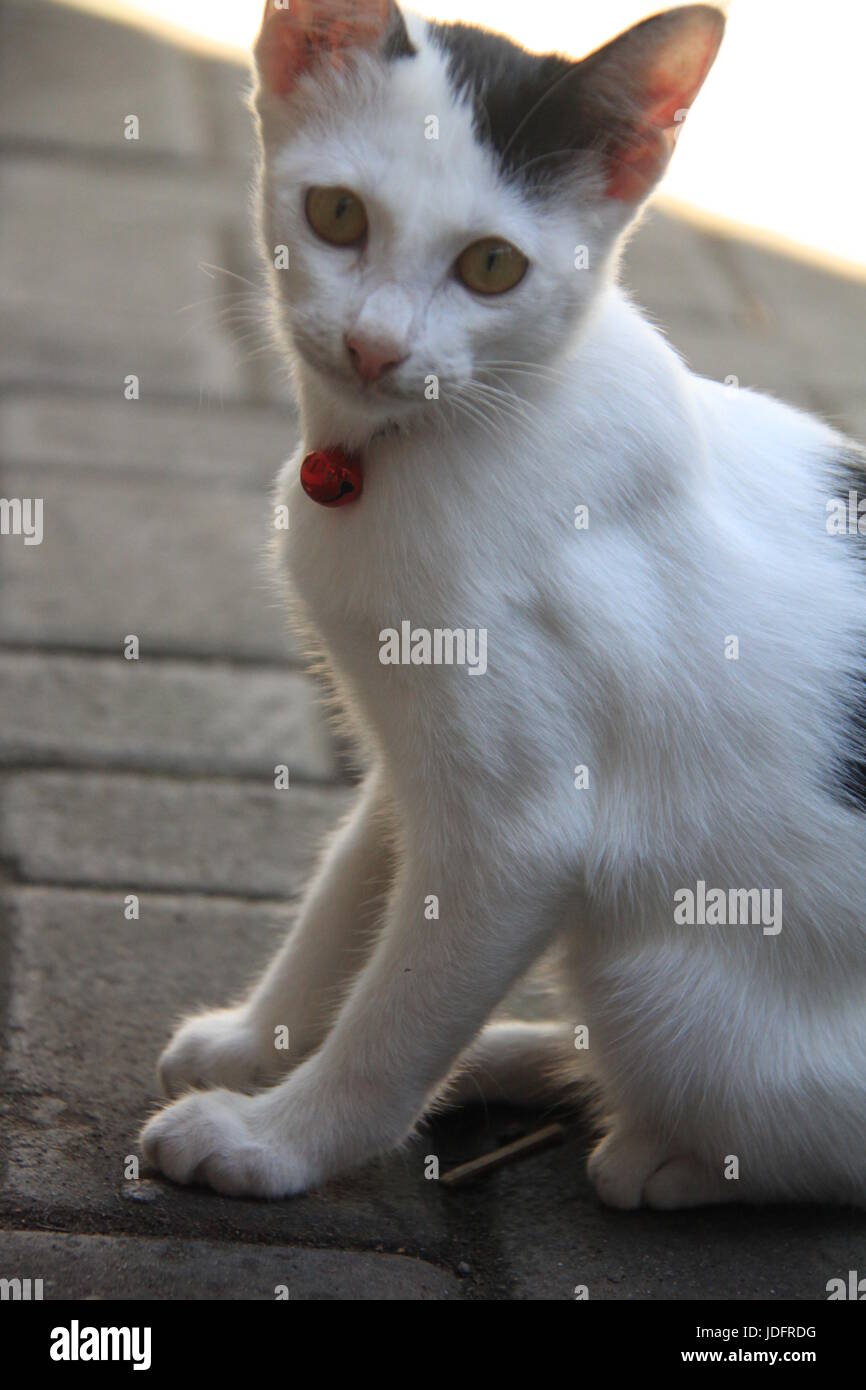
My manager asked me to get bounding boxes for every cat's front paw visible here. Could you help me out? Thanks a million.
[140,1090,313,1198]
[157,1008,279,1099]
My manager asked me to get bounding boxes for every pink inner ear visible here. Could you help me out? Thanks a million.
[257,0,392,97]
[258,8,308,97]
[605,129,671,202]
[642,26,721,130]
[605,20,722,202]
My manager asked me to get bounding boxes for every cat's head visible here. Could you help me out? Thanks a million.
[252,1,723,440]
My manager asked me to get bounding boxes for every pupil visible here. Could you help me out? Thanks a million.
[335,197,349,220]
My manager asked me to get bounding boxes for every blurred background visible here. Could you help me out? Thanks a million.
[0,0,864,1300]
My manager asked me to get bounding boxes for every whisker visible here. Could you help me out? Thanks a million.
[197,262,263,291]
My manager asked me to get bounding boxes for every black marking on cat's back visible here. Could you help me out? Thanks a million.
[829,441,866,810]
[427,21,599,193]
[833,442,866,495]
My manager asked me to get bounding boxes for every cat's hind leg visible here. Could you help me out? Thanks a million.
[587,1126,666,1209]
[588,1127,740,1209]
[441,1021,572,1108]
[642,1154,739,1209]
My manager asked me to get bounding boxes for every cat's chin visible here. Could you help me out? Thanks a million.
[295,352,419,439]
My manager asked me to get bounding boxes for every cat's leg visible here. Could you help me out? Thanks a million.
[141,848,563,1195]
[157,769,393,1098]
[442,1021,572,1107]
[587,1126,739,1209]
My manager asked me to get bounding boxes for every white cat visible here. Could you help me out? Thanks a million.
[142,1,866,1210]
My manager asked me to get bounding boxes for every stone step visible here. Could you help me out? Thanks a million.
[0,0,210,158]
[0,392,297,488]
[0,650,337,780]
[0,1230,460,1300]
[0,466,296,661]
[0,771,351,895]
[0,154,282,401]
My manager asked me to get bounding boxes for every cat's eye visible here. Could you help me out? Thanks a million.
[456,237,528,295]
[305,186,368,247]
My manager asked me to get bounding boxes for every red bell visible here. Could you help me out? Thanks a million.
[299,448,363,507]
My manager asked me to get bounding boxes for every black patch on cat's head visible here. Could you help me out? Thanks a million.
[383,1,416,61]
[427,20,656,202]
[428,9,724,202]
[428,21,597,195]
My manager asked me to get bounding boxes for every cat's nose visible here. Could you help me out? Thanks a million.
[345,332,407,383]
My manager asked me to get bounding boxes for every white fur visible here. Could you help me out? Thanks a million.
[143,11,866,1209]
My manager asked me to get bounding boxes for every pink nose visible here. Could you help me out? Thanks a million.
[345,333,406,383]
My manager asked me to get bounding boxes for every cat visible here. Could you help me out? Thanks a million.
[141,0,866,1210]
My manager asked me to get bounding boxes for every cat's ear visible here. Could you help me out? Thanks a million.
[579,4,724,203]
[255,0,413,98]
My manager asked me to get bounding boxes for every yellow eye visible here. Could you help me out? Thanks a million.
[305,186,368,246]
[456,237,528,295]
